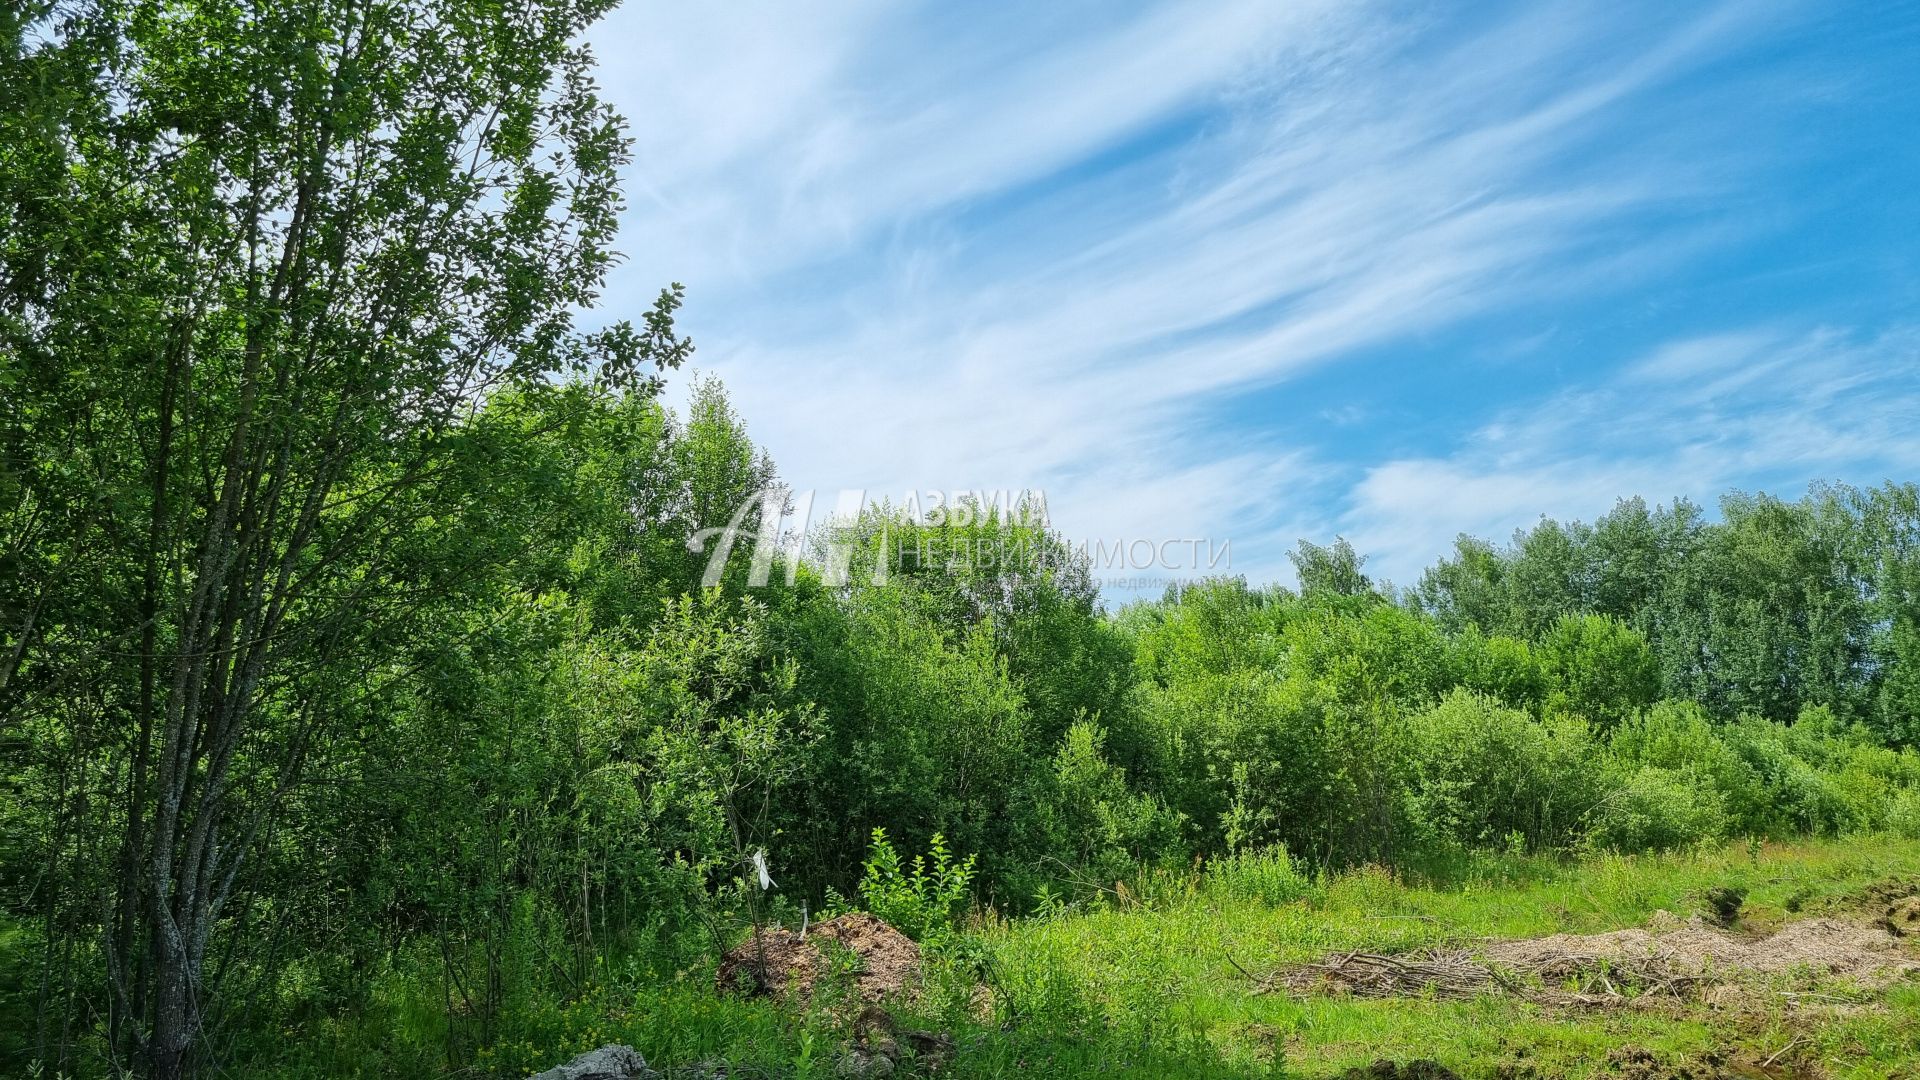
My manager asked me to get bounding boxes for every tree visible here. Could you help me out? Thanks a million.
[1413,535,1509,634]
[1290,537,1373,599]
[1537,614,1660,731]
[1502,518,1591,638]
[1855,483,1920,743]
[1,0,687,1072]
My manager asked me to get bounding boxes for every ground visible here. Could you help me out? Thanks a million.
[945,837,1920,1079]
[13,838,1919,1077]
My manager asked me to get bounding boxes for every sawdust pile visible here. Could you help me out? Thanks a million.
[717,912,922,1004]
[1276,904,1919,1006]
[1480,915,1917,985]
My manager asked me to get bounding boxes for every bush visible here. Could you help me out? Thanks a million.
[1200,845,1317,906]
[1587,765,1727,851]
[1403,690,1605,852]
[1447,628,1547,708]
[1724,714,1881,834]
[1886,788,1920,838]
[1043,719,1184,886]
[1539,614,1660,731]
[1610,700,1768,830]
[855,828,977,946]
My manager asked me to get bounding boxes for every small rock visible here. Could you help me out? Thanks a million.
[900,1028,957,1071]
[835,1048,896,1078]
[530,1044,657,1080]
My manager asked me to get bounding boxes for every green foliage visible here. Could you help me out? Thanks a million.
[1886,789,1920,838]
[856,829,977,947]
[1411,486,1920,740]
[1586,766,1728,852]
[1537,614,1661,730]
[1403,690,1604,853]
[1446,626,1548,708]
[1289,536,1374,598]
[1042,719,1184,885]
[1199,845,1317,906]
[8,17,1920,1058]
[11,0,1920,1072]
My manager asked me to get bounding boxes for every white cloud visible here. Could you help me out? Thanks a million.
[596,0,1353,293]
[1341,327,1920,587]
[1625,330,1783,383]
[589,1,1861,602]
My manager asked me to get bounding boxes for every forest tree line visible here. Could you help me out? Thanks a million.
[8,0,1920,1074]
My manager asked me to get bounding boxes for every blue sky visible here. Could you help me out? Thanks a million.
[588,0,1920,595]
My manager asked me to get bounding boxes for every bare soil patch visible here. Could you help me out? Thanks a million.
[1596,1042,1829,1080]
[1847,876,1920,909]
[1481,914,1916,986]
[717,912,922,1004]
[1275,904,1919,1007]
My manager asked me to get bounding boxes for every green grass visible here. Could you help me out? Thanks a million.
[950,836,1920,1078]
[14,837,1920,1077]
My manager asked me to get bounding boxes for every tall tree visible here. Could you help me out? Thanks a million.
[1412,535,1508,633]
[1290,537,1373,599]
[0,0,687,1073]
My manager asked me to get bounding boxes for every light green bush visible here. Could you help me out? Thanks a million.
[855,828,977,947]
[1403,689,1605,852]
[1043,719,1184,886]
[1538,614,1661,731]
[1886,788,1920,838]
[1610,700,1769,830]
[1200,845,1318,906]
[1587,765,1728,851]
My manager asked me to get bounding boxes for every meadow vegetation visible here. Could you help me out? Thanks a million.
[7,0,1920,1075]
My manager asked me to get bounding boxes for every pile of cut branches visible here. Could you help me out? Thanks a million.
[1268,949,1519,1000]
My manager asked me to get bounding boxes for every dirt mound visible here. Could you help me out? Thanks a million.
[1339,1061,1461,1080]
[717,912,922,1004]
[1480,915,1917,986]
[1848,876,1920,909]
[1874,896,1920,937]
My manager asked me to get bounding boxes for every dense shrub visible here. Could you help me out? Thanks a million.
[1610,700,1770,830]
[1538,614,1662,730]
[1446,628,1548,709]
[1587,765,1729,852]
[1403,690,1605,852]
[1042,720,1185,885]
